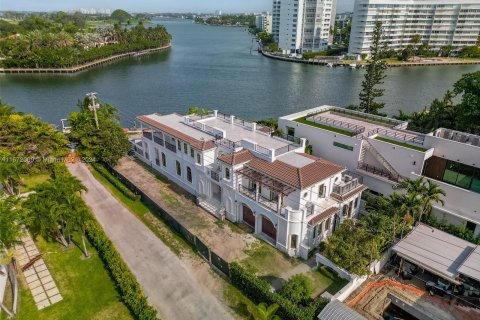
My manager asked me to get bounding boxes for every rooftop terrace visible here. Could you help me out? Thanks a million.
[285,106,427,146]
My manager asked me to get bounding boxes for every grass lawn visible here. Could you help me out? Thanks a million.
[294,117,355,137]
[374,136,427,152]
[239,241,300,277]
[12,236,132,320]
[19,173,50,193]
[307,266,349,298]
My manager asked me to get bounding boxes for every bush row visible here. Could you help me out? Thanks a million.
[85,220,158,320]
[229,262,329,320]
[92,163,141,201]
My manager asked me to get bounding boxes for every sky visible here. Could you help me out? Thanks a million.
[0,0,355,14]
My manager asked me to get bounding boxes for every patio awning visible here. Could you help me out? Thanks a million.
[235,167,296,196]
[457,246,480,282]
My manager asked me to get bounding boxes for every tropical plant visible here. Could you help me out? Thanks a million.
[358,21,388,115]
[248,303,281,320]
[0,195,25,252]
[68,97,131,165]
[0,152,23,195]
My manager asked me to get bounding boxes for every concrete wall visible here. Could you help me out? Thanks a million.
[424,134,480,170]
[367,137,431,177]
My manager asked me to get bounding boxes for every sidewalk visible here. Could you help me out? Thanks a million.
[68,162,233,320]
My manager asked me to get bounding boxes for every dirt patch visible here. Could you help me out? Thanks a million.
[115,157,255,262]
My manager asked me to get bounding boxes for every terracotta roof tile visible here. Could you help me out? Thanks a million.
[137,115,216,151]
[246,154,345,189]
[308,206,339,225]
[218,150,255,165]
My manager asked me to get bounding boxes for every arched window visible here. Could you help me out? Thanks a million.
[187,167,192,183]
[161,152,166,167]
[176,161,181,176]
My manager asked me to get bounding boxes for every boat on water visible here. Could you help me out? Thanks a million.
[349,63,357,69]
[326,62,334,68]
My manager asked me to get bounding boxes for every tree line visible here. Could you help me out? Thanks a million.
[0,14,171,68]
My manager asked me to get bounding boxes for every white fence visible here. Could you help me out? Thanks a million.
[315,249,393,302]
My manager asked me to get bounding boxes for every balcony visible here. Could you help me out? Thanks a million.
[238,184,256,201]
[238,184,282,214]
[332,178,360,196]
[358,161,402,182]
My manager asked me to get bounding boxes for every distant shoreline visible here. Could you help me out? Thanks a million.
[0,44,171,74]
[261,51,480,68]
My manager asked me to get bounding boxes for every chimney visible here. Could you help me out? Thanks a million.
[230,115,235,124]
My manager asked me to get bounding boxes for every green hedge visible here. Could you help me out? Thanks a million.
[229,262,328,320]
[92,163,141,201]
[85,220,158,320]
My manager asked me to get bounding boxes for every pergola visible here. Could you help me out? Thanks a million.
[235,167,296,196]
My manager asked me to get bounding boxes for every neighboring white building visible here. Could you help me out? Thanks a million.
[133,111,366,259]
[256,12,273,33]
[272,0,337,54]
[279,106,480,236]
[349,0,480,56]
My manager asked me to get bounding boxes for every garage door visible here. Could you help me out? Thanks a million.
[262,216,276,241]
[243,205,255,228]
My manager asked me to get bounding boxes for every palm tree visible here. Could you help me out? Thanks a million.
[398,177,425,197]
[248,303,280,320]
[418,180,445,222]
[0,159,23,196]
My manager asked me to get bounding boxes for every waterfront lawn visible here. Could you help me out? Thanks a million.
[14,236,132,320]
[239,241,300,277]
[294,116,355,137]
[374,136,428,152]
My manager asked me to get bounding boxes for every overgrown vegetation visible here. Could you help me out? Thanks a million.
[324,177,447,275]
[68,96,131,165]
[0,13,171,68]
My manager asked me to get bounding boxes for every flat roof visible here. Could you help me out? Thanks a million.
[457,246,480,282]
[317,300,366,320]
[146,113,213,141]
[200,117,289,149]
[392,224,478,284]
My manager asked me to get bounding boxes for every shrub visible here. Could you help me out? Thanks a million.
[279,274,313,305]
[92,163,140,201]
[85,220,157,320]
[229,262,328,320]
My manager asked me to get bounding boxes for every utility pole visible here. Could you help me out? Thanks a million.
[86,92,100,130]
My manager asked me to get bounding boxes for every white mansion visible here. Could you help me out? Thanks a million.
[132,111,366,259]
[279,106,480,236]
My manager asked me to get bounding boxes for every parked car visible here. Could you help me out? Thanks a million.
[426,279,452,296]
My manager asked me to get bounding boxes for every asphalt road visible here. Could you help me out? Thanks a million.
[68,162,233,320]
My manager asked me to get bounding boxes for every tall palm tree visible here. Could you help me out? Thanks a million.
[398,177,425,197]
[248,303,280,320]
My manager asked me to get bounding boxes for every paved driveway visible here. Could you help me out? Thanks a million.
[68,163,233,320]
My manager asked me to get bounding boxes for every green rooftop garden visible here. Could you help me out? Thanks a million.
[294,116,355,137]
[330,110,399,126]
[375,136,428,152]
